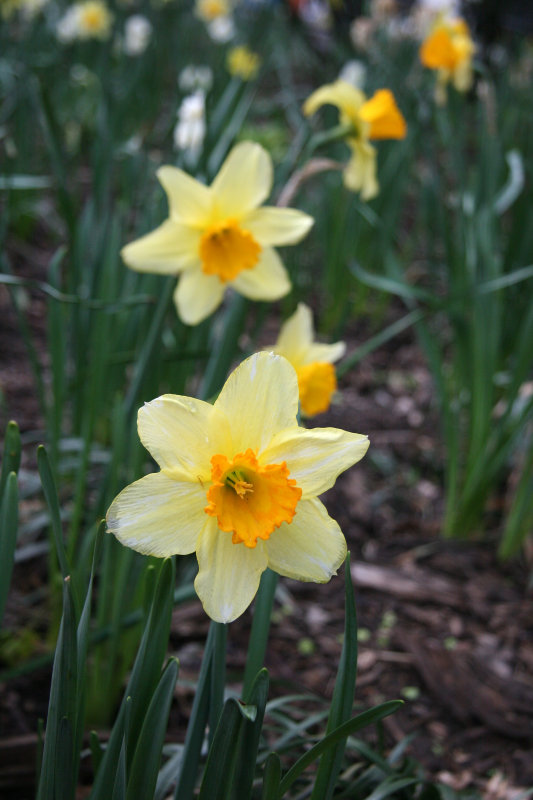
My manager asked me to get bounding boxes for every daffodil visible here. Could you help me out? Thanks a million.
[303,81,407,200]
[227,45,261,81]
[57,0,113,42]
[195,0,231,21]
[419,16,475,104]
[271,303,346,417]
[121,142,313,325]
[106,352,369,623]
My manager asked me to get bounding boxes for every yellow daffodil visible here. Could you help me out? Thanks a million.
[227,45,261,81]
[420,16,475,104]
[271,303,346,417]
[195,0,230,21]
[303,81,407,200]
[57,0,112,41]
[106,352,369,623]
[121,141,314,325]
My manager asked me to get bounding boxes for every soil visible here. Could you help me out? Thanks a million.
[1,248,532,799]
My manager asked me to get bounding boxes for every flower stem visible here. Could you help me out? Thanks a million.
[242,568,278,700]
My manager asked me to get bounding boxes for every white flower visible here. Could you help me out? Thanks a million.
[338,60,367,90]
[173,90,206,162]
[179,65,214,93]
[207,15,235,42]
[57,6,80,42]
[124,15,152,55]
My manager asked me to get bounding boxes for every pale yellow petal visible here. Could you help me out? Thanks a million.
[121,220,202,275]
[303,340,346,365]
[231,246,291,301]
[274,303,314,365]
[106,472,206,556]
[243,207,314,246]
[174,269,225,325]
[211,141,272,218]
[138,395,231,479]
[266,497,347,581]
[194,517,268,622]
[344,140,378,200]
[274,304,345,366]
[303,80,365,124]
[260,426,369,498]
[157,165,212,226]
[214,352,299,454]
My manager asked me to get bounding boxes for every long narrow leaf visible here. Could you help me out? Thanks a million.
[278,701,403,796]
[126,659,179,800]
[310,554,358,800]
[0,472,18,627]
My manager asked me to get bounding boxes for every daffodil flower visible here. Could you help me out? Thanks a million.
[271,303,346,416]
[106,352,369,623]
[419,16,475,104]
[121,142,314,325]
[303,81,407,200]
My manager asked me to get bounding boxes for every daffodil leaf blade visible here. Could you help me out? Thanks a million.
[260,753,282,800]
[0,472,18,628]
[123,557,175,749]
[230,668,270,799]
[173,624,215,800]
[0,420,21,496]
[278,700,403,796]
[310,554,358,800]
[36,577,78,800]
[198,698,244,800]
[126,658,179,800]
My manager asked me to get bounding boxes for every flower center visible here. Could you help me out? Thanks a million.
[204,448,302,548]
[199,219,261,283]
[296,362,337,417]
[82,8,106,30]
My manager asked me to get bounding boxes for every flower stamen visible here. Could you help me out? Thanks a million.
[199,218,261,283]
[205,449,301,547]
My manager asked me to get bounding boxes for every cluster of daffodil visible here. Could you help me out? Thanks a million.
[111,137,370,622]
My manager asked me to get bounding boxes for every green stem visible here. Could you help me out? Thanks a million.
[242,569,278,700]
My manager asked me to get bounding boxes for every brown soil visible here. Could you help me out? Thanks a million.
[1,259,532,798]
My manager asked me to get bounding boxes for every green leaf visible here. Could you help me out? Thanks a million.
[349,261,434,304]
[209,622,227,749]
[231,668,270,799]
[261,753,282,800]
[310,554,358,800]
[90,732,104,777]
[174,624,215,800]
[242,569,278,699]
[278,701,403,796]
[198,699,244,800]
[126,659,179,800]
[111,739,127,800]
[0,420,21,496]
[37,446,71,583]
[0,472,18,627]
[91,560,174,798]
[365,776,419,800]
[36,577,78,800]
